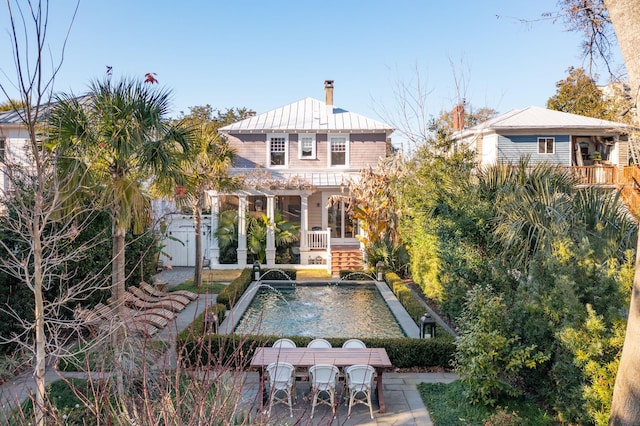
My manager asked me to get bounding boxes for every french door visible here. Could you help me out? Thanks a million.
[324,194,357,244]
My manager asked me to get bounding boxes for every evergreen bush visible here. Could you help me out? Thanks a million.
[216,268,252,309]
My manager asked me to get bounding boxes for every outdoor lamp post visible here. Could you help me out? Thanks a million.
[420,313,437,339]
[376,261,386,281]
[252,261,261,281]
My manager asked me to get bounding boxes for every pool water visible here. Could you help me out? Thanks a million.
[234,284,406,338]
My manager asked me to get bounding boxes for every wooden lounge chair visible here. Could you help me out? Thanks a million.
[128,287,189,311]
[142,281,198,301]
[76,304,159,337]
[94,303,170,329]
[133,283,192,305]
[123,290,186,312]
[107,297,177,320]
[95,303,169,329]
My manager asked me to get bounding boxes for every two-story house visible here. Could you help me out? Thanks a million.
[200,81,394,274]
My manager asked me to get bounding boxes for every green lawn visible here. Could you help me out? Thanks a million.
[173,279,228,294]
[419,381,556,425]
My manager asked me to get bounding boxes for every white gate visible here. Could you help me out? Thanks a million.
[159,214,210,267]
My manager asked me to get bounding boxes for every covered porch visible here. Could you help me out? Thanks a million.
[206,189,362,275]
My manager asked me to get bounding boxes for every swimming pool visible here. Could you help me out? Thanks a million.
[224,281,419,339]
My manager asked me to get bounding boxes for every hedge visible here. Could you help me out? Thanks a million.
[215,268,252,309]
[177,303,228,341]
[260,269,296,280]
[177,334,455,370]
[384,271,427,325]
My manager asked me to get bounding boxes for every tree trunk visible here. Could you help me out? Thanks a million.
[32,206,46,426]
[193,202,203,289]
[605,0,640,423]
[111,223,127,398]
[605,0,640,108]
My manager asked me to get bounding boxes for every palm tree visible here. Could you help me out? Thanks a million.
[215,209,239,263]
[477,158,579,271]
[246,210,300,263]
[164,106,242,288]
[50,77,191,350]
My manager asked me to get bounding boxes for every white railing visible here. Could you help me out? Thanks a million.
[307,230,330,250]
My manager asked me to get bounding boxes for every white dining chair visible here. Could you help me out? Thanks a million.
[309,363,340,419]
[345,364,376,419]
[272,338,296,348]
[266,361,296,417]
[342,338,366,349]
[307,338,331,348]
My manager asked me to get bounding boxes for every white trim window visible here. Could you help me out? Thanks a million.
[329,134,349,167]
[267,133,288,167]
[0,137,5,162]
[298,133,316,159]
[538,137,554,154]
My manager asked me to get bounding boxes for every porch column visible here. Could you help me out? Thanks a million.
[266,195,276,267]
[300,195,309,251]
[237,195,247,267]
[208,192,220,265]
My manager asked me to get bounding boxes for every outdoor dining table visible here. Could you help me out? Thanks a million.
[250,347,393,413]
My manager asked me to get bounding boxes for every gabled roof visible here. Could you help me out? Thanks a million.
[461,106,629,137]
[219,97,394,134]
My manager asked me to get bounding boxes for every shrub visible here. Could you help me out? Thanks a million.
[339,270,375,280]
[260,269,296,280]
[385,271,427,324]
[364,235,410,277]
[216,268,252,309]
[454,285,549,406]
[177,333,455,369]
[177,303,227,341]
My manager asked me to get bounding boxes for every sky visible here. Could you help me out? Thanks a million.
[0,0,625,147]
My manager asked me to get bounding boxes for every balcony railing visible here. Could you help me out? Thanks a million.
[569,165,617,185]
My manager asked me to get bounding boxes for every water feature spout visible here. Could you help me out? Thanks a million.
[257,269,297,287]
[335,271,377,284]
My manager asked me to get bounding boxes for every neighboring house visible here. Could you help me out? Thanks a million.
[0,109,33,208]
[455,106,630,185]
[195,80,394,274]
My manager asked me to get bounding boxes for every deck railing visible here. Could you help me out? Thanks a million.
[569,165,618,185]
[307,230,330,250]
[511,165,619,185]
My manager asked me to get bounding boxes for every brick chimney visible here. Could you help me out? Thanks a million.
[324,80,334,106]
[453,103,465,131]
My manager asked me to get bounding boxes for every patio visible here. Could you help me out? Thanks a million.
[236,369,457,425]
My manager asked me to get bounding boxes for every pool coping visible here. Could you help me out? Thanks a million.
[218,279,420,338]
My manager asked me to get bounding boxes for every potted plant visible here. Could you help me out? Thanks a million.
[591,151,602,163]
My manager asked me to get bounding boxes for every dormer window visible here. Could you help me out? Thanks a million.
[329,134,349,167]
[268,133,288,167]
[299,134,316,159]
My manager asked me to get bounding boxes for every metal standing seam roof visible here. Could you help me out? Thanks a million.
[219,97,394,134]
[459,106,630,138]
[230,169,360,187]
[0,109,26,125]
